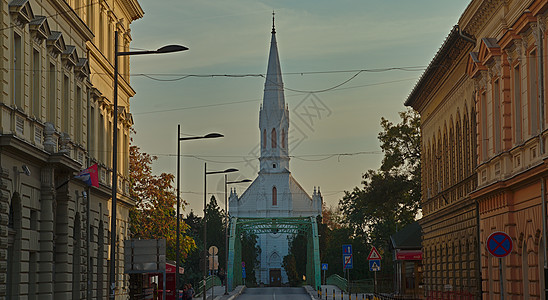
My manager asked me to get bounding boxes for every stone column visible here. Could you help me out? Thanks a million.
[38,167,55,299]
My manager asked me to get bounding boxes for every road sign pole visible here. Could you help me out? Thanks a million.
[374,270,377,294]
[499,258,504,300]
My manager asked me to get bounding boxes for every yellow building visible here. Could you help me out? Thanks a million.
[407,0,548,299]
[0,0,142,298]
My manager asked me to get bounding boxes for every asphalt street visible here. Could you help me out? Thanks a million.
[237,287,311,300]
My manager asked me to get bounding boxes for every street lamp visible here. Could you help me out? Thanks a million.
[224,176,251,295]
[109,31,188,300]
[176,126,223,297]
[203,164,238,300]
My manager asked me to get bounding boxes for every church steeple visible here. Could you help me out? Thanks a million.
[259,13,290,173]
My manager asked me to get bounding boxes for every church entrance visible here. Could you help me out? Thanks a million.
[269,269,281,286]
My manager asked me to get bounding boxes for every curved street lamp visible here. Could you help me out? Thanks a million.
[176,126,223,297]
[109,32,188,300]
[203,165,238,300]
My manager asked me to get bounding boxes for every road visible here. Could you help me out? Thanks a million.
[238,287,311,300]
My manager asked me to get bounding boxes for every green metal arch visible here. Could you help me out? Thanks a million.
[227,216,321,291]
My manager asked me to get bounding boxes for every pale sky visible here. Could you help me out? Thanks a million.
[128,0,470,216]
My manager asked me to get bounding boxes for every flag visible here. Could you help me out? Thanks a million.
[75,164,99,187]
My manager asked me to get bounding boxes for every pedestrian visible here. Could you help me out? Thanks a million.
[181,284,188,300]
[186,283,195,299]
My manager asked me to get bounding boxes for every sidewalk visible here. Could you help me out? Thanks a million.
[202,285,246,300]
[314,285,375,300]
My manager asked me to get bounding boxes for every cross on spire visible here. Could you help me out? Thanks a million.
[272,11,276,34]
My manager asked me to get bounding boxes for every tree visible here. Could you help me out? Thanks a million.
[338,109,421,278]
[129,144,196,263]
[241,232,261,286]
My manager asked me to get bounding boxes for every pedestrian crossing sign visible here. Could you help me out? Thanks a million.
[367,246,381,260]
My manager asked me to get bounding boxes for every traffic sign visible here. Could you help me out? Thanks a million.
[367,246,382,260]
[369,259,381,272]
[343,254,353,269]
[342,244,352,255]
[242,267,246,279]
[242,261,245,268]
[487,231,513,258]
[321,263,328,271]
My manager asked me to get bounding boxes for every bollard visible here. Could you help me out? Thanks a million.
[340,290,343,300]
[333,289,335,300]
[318,289,321,299]
[325,288,328,300]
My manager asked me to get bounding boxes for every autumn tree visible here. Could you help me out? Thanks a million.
[129,144,196,263]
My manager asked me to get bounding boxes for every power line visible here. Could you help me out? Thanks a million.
[131,77,418,116]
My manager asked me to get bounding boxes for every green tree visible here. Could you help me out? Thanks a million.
[338,109,421,278]
[241,232,261,286]
[129,144,196,263]
[204,195,227,268]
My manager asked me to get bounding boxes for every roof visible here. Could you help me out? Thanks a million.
[404,25,474,108]
[389,221,422,250]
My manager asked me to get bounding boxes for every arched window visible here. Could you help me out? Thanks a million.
[272,186,277,206]
[263,129,267,149]
[281,129,286,148]
[271,128,277,148]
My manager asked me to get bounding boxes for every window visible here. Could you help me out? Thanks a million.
[90,106,95,158]
[75,86,82,143]
[271,128,277,148]
[281,129,286,148]
[263,129,266,148]
[32,49,41,118]
[493,79,501,153]
[13,33,22,108]
[481,92,488,160]
[529,50,539,134]
[514,65,522,143]
[272,186,277,206]
[62,75,70,132]
[48,63,56,123]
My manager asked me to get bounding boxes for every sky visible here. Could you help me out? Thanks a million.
[128,0,471,216]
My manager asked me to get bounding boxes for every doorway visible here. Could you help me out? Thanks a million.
[269,269,281,286]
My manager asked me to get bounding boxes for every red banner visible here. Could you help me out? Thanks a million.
[396,250,422,260]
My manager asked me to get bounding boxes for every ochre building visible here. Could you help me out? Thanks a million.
[0,0,143,299]
[407,0,548,299]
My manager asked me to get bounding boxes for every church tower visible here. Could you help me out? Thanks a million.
[259,14,290,173]
[229,14,322,285]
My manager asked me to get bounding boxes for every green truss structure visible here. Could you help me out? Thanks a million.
[227,216,321,291]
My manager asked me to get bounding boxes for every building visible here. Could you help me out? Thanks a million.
[228,18,322,285]
[389,222,424,298]
[407,0,548,299]
[1,0,142,298]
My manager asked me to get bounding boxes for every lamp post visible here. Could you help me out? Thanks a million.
[224,176,251,295]
[203,164,238,300]
[109,31,188,300]
[176,126,223,298]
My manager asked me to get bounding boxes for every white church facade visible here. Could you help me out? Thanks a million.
[228,17,322,286]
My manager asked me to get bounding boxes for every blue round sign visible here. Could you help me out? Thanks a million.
[487,231,513,258]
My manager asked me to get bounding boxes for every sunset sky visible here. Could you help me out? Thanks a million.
[128,0,470,215]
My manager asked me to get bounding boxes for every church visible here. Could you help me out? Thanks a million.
[228,16,323,285]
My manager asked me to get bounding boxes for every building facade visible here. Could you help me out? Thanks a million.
[1,0,142,299]
[407,0,548,299]
[229,19,322,285]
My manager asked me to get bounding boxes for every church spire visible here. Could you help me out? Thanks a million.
[259,13,290,174]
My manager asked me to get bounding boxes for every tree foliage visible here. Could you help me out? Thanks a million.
[336,109,421,278]
[129,144,196,262]
[241,232,261,286]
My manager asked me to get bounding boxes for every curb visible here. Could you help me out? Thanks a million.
[304,285,319,300]
[226,285,246,300]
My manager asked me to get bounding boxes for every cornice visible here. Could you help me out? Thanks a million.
[49,0,94,42]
